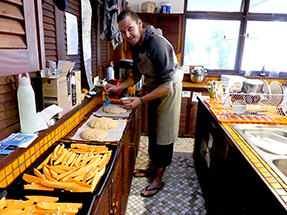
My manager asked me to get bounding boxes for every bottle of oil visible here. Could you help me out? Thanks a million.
[71,71,77,106]
[17,73,37,134]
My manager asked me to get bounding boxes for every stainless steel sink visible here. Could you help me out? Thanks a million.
[273,159,287,178]
[236,126,287,155]
[232,124,287,185]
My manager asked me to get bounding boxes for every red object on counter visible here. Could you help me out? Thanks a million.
[110,79,122,96]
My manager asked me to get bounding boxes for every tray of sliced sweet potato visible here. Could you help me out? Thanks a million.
[0,190,89,214]
[5,141,119,214]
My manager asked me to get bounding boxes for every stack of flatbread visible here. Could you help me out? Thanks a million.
[81,117,118,141]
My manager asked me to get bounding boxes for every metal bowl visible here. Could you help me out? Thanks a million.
[190,72,206,84]
[241,79,263,94]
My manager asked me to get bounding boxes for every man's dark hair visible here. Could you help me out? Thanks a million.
[117,8,150,29]
[117,8,140,23]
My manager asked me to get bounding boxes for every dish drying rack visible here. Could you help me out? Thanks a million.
[205,92,287,124]
[223,93,286,116]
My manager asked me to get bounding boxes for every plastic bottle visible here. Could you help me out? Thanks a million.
[106,62,114,81]
[17,73,37,134]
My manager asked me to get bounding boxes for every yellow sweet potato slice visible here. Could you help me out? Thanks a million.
[0,196,6,210]
[61,150,73,166]
[33,168,46,180]
[37,154,52,170]
[36,202,82,210]
[72,174,86,181]
[39,180,75,190]
[23,204,37,212]
[32,208,79,215]
[98,153,109,171]
[52,144,62,160]
[55,144,65,157]
[25,195,59,203]
[44,165,66,174]
[24,184,54,191]
[73,154,83,167]
[66,184,91,193]
[4,199,20,208]
[5,199,34,210]
[0,208,23,215]
[69,154,79,167]
[57,166,80,181]
[54,148,68,165]
[48,168,59,180]
[61,178,91,189]
[20,210,34,215]
[55,165,75,171]
[71,144,108,152]
[79,156,95,167]
[23,173,45,184]
[66,152,76,166]
[42,166,57,182]
[91,166,105,192]
[71,148,91,153]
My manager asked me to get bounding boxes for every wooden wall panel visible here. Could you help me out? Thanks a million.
[0,76,20,140]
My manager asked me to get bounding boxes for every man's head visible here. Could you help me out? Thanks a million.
[117,8,144,46]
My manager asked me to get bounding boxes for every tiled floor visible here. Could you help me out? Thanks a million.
[125,136,207,215]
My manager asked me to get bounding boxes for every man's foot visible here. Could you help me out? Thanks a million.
[133,169,153,178]
[140,182,165,198]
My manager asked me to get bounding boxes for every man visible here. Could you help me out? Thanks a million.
[104,8,182,197]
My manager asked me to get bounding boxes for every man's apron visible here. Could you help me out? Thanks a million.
[137,52,182,145]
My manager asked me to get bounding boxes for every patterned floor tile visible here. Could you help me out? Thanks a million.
[125,136,207,215]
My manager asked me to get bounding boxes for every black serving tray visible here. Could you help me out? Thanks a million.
[5,141,119,215]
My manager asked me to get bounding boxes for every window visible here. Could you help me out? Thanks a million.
[184,0,287,74]
[184,19,240,69]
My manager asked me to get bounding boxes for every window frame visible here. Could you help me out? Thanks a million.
[183,0,287,76]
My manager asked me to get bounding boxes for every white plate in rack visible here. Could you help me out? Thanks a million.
[259,81,271,105]
[269,81,284,106]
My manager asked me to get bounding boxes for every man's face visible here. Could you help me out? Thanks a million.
[118,16,142,46]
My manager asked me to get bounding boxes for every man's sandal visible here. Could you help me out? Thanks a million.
[140,183,165,198]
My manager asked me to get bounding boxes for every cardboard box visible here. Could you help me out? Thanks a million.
[42,61,75,118]
[141,1,156,13]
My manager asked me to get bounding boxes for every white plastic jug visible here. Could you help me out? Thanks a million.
[17,73,37,134]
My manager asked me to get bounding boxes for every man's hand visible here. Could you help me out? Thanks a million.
[104,84,121,94]
[122,97,142,109]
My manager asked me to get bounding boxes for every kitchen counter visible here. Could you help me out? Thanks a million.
[0,90,141,214]
[194,97,287,214]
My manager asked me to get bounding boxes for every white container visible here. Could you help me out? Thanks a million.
[17,73,37,134]
[106,62,114,81]
[160,2,171,13]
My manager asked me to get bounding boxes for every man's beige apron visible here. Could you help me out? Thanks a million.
[137,52,182,145]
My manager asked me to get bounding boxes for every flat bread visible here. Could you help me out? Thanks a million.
[103,105,127,114]
[80,128,107,141]
[88,117,118,130]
